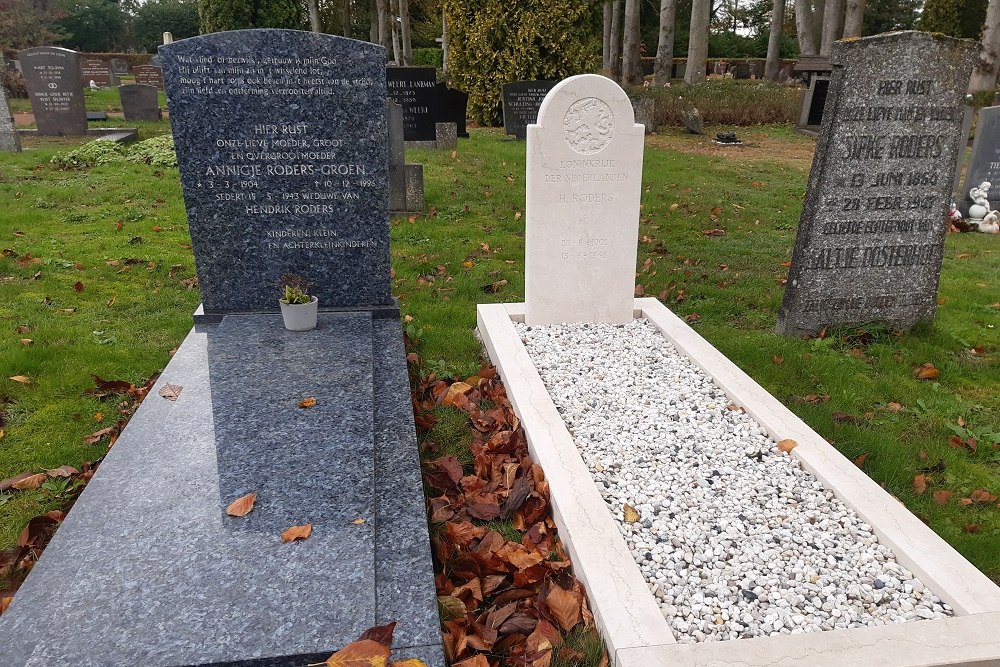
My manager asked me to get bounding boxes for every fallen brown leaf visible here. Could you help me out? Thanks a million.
[45,465,78,478]
[545,584,582,631]
[913,474,927,495]
[914,363,939,380]
[932,490,952,505]
[777,439,798,453]
[158,383,182,401]
[623,504,640,523]
[281,523,312,542]
[12,473,47,490]
[298,396,318,409]
[226,492,257,517]
[8,375,30,384]
[323,638,390,667]
[963,523,980,533]
[853,453,869,468]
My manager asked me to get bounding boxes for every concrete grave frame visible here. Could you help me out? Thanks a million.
[477,298,1000,667]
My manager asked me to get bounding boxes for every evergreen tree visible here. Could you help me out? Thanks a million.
[198,0,305,34]
[442,0,601,125]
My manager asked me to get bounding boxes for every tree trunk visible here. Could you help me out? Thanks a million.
[623,0,643,85]
[390,0,401,63]
[820,0,844,55]
[376,0,390,52]
[971,0,1000,93]
[398,0,412,65]
[653,0,677,85]
[370,0,378,43]
[795,0,821,56]
[442,12,449,72]
[342,0,351,37]
[843,0,864,37]
[610,0,623,82]
[603,2,612,72]
[765,0,785,80]
[307,0,320,32]
[685,0,710,84]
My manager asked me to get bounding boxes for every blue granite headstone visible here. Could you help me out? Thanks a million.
[160,30,393,314]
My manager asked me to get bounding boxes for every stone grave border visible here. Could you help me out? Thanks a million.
[477,298,1000,667]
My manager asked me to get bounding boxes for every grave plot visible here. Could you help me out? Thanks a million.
[478,60,1000,667]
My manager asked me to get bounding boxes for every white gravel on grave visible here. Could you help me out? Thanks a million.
[516,318,952,643]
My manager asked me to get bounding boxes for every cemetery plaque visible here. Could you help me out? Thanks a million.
[111,58,129,75]
[161,30,393,314]
[959,105,1000,215]
[385,66,437,141]
[133,64,165,89]
[777,32,978,336]
[503,80,556,140]
[18,46,87,136]
[119,83,162,121]
[435,82,468,137]
[524,74,644,325]
[81,59,116,87]
[0,84,21,152]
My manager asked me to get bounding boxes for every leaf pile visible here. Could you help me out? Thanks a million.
[412,365,606,667]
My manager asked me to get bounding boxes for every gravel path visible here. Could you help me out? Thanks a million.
[517,319,951,643]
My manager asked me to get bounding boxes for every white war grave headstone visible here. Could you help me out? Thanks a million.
[524,74,644,325]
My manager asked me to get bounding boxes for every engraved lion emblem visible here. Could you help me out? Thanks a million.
[563,97,614,155]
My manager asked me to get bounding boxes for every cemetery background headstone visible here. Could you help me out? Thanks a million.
[119,83,162,121]
[502,80,556,140]
[133,64,165,89]
[524,74,644,325]
[0,29,444,667]
[959,105,1000,216]
[388,101,424,213]
[81,59,117,88]
[111,58,129,76]
[777,31,978,336]
[385,66,438,142]
[0,84,22,152]
[18,46,87,136]
[435,82,468,137]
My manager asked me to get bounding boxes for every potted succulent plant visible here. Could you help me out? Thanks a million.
[278,273,318,331]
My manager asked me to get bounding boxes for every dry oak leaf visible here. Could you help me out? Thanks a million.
[226,492,257,517]
[281,523,313,542]
[914,363,940,380]
[777,439,798,453]
[623,504,640,523]
[158,383,183,401]
[12,473,47,490]
[545,584,583,631]
[323,638,390,667]
[8,375,30,385]
[298,396,318,409]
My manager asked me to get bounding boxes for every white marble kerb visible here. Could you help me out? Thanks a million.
[524,74,644,325]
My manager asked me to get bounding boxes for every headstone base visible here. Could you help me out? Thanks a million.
[17,127,139,143]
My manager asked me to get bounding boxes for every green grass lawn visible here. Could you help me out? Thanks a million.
[1,122,998,588]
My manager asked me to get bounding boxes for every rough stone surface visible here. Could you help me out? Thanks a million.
[388,101,424,213]
[81,59,116,88]
[524,74,644,325]
[0,313,443,666]
[435,121,457,150]
[777,32,978,336]
[18,46,87,136]
[132,64,164,89]
[160,30,393,314]
[385,66,438,141]
[959,105,1000,215]
[0,84,21,152]
[632,97,655,134]
[503,80,557,140]
[404,163,424,212]
[118,83,162,122]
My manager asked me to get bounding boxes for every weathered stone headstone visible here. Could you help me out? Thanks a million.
[388,100,424,213]
[133,64,165,89]
[524,74,644,325]
[18,46,87,136]
[435,82,468,137]
[119,83,162,121]
[81,59,117,88]
[502,80,556,140]
[161,30,393,314]
[385,66,437,141]
[0,84,22,152]
[777,32,978,336]
[111,58,129,75]
[959,105,1000,215]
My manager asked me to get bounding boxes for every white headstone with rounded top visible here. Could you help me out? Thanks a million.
[524,74,644,325]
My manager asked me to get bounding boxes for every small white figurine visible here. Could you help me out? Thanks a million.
[89,79,99,90]
[968,181,992,221]
[978,209,1000,233]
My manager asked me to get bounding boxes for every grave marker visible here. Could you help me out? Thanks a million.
[524,74,644,325]
[81,59,117,88]
[959,105,1000,215]
[777,32,977,336]
[385,66,437,141]
[119,83,162,122]
[133,65,165,89]
[436,82,469,137]
[0,84,21,152]
[503,80,556,140]
[161,30,393,315]
[18,46,87,136]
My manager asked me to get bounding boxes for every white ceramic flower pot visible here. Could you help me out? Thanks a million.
[279,296,318,331]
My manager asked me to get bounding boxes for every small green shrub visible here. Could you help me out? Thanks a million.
[412,47,443,69]
[631,79,803,128]
[50,141,127,169]
[126,135,177,167]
